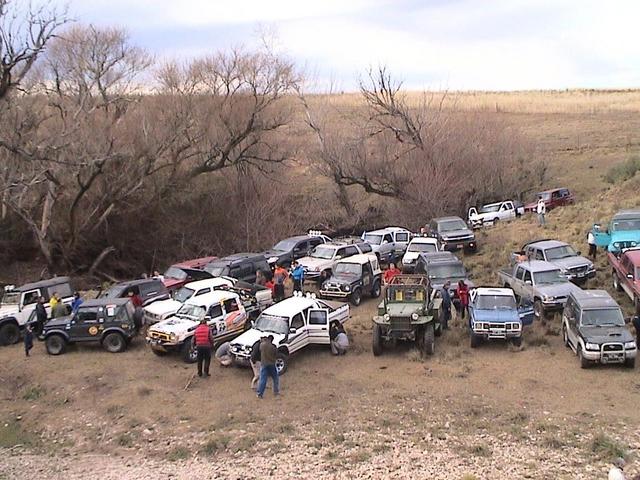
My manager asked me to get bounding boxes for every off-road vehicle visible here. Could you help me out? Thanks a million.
[427,216,477,252]
[467,200,524,228]
[161,256,218,291]
[319,253,382,306]
[297,241,370,284]
[361,227,412,263]
[263,231,332,268]
[43,298,137,355]
[100,278,170,307]
[516,239,595,284]
[401,237,439,273]
[204,253,270,283]
[592,208,640,254]
[372,274,442,356]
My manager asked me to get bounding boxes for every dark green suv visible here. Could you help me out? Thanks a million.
[43,298,138,355]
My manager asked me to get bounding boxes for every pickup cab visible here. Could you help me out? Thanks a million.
[361,227,412,263]
[592,209,640,253]
[610,248,640,310]
[516,239,595,284]
[467,200,524,229]
[468,288,534,348]
[498,260,582,320]
[229,294,349,374]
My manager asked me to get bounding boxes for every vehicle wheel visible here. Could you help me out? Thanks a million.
[578,347,590,369]
[613,272,622,292]
[181,337,198,364]
[423,323,435,356]
[533,299,544,321]
[562,324,570,348]
[350,288,362,306]
[435,322,442,337]
[103,332,126,353]
[372,323,384,356]
[275,351,289,375]
[151,348,168,357]
[493,217,499,226]
[0,323,20,346]
[45,334,67,355]
[511,336,522,348]
[470,332,480,349]
[371,280,381,299]
[625,357,636,369]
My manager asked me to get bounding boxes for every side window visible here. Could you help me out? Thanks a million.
[515,267,525,280]
[395,233,409,243]
[223,298,239,313]
[195,288,211,296]
[290,313,305,330]
[55,284,73,298]
[336,248,347,258]
[294,241,308,253]
[383,234,393,244]
[308,309,328,325]
[363,262,372,276]
[343,246,358,257]
[523,270,532,283]
[22,289,40,306]
[208,304,223,318]
[77,307,99,323]
[308,238,323,249]
[429,222,437,233]
[534,249,544,261]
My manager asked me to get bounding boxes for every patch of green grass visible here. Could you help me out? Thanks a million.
[137,386,152,397]
[604,156,640,184]
[22,385,46,401]
[276,423,295,434]
[350,450,371,463]
[510,412,529,424]
[591,433,627,461]
[166,446,190,462]
[117,433,135,447]
[332,432,346,444]
[0,421,37,448]
[541,434,566,449]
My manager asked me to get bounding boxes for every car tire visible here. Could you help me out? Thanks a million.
[350,288,362,307]
[511,336,522,348]
[435,322,442,337]
[613,272,622,292]
[493,217,499,226]
[181,337,198,364]
[533,299,544,321]
[423,323,435,356]
[371,280,381,299]
[45,334,67,355]
[275,351,289,375]
[470,332,480,349]
[625,357,636,369]
[578,347,590,369]
[0,323,20,346]
[562,324,570,348]
[372,323,384,356]
[103,332,126,353]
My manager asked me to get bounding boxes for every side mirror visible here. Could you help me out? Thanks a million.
[627,274,634,279]
[525,280,532,285]
[576,251,582,256]
[289,328,297,335]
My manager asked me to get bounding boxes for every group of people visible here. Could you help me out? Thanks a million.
[255,261,305,303]
[438,280,470,330]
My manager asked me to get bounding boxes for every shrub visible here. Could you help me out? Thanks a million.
[604,156,640,184]
[591,433,627,460]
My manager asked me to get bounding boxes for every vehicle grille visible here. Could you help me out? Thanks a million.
[445,235,472,242]
[324,283,342,292]
[390,317,412,332]
[603,343,623,352]
[568,265,589,275]
[148,331,171,342]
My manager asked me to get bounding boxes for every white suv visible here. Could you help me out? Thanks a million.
[401,237,439,272]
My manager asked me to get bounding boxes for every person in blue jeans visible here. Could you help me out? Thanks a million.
[257,335,279,398]
[291,261,305,293]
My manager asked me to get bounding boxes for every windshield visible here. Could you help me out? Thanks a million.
[428,264,466,279]
[176,303,206,320]
[272,239,297,252]
[538,192,551,201]
[533,269,566,285]
[173,287,195,303]
[204,264,228,277]
[581,308,625,327]
[479,204,501,213]
[334,263,362,276]
[363,234,383,245]
[254,313,289,335]
[1,292,20,305]
[408,242,437,253]
[545,245,577,260]
[163,266,187,280]
[439,220,467,232]
[612,218,640,231]
[476,295,516,310]
[310,246,336,260]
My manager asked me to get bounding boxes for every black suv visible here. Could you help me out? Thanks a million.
[43,298,137,355]
[428,216,477,252]
[415,251,474,298]
[99,278,169,306]
[263,233,332,268]
[204,253,270,283]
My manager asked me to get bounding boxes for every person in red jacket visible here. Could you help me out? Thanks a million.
[193,319,214,377]
[383,263,401,284]
[456,280,470,321]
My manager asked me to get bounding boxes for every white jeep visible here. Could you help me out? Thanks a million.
[229,294,350,374]
[146,290,249,363]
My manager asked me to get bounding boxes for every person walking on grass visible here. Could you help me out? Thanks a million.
[257,335,279,398]
[588,230,597,260]
[456,280,470,321]
[194,319,214,378]
[291,261,305,294]
[250,339,261,390]
[536,198,546,227]
[24,325,34,357]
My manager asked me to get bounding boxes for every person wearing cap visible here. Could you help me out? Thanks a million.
[609,457,626,480]
[193,319,214,377]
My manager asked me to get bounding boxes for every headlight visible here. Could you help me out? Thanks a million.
[613,242,621,249]
[268,257,278,264]
[411,313,419,320]
[625,341,636,349]
[543,295,555,302]
[344,285,351,292]
[585,342,600,351]
[169,333,177,342]
[383,314,390,321]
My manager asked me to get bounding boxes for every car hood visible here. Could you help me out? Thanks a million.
[149,316,198,335]
[580,326,634,344]
[44,315,73,329]
[469,212,498,222]
[440,229,473,239]
[298,257,332,271]
[144,299,182,316]
[231,328,287,349]
[0,304,19,319]
[386,304,424,316]
[536,282,582,297]
[325,273,359,285]
[472,308,519,323]
[263,250,287,262]
[549,256,593,270]
[402,252,421,263]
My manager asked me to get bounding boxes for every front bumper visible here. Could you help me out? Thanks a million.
[541,299,566,311]
[582,346,637,363]
[319,288,350,299]
[146,336,181,351]
[566,269,597,282]
[442,239,476,251]
[230,352,251,366]
[472,323,521,340]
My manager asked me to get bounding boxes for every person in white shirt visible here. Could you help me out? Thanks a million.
[152,270,165,282]
[536,199,546,227]
[587,231,597,259]
[608,457,626,480]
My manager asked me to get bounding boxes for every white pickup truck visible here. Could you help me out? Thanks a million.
[361,227,412,263]
[229,293,349,374]
[468,200,524,229]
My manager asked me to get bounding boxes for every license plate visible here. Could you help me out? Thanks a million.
[457,244,463,249]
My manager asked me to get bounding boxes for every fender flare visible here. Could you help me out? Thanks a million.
[277,346,290,357]
[0,316,19,328]
[44,329,70,341]
[100,327,128,342]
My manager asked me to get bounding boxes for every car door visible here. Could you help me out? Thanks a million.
[71,306,101,341]
[468,207,478,222]
[19,288,42,322]
[517,298,535,326]
[293,240,309,261]
[502,202,514,219]
[222,297,246,334]
[522,269,533,297]
[306,309,329,345]
[286,312,309,353]
[362,261,373,289]
[565,301,579,348]
[205,303,225,338]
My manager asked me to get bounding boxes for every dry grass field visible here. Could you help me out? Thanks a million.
[3,90,640,479]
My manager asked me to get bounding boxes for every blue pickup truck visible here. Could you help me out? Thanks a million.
[592,209,640,253]
[468,287,534,348]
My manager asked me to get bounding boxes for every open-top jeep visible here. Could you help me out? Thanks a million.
[372,274,442,356]
[43,298,137,355]
[319,253,382,306]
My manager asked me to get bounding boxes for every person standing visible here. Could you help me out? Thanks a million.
[383,263,401,285]
[49,292,60,309]
[24,325,34,357]
[257,335,279,398]
[536,198,546,227]
[193,319,214,377]
[71,292,83,313]
[153,270,165,282]
[440,281,452,330]
[587,230,597,260]
[273,264,288,302]
[291,261,304,293]
[35,296,48,335]
[249,339,262,390]
[51,299,68,318]
[456,280,470,321]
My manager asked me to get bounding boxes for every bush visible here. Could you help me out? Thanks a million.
[604,156,640,184]
[591,433,627,460]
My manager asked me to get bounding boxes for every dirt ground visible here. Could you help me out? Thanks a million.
[3,102,640,479]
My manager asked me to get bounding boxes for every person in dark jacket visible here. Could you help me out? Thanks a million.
[257,335,279,398]
[71,292,83,313]
[193,319,214,377]
[250,339,262,390]
[34,297,48,335]
[24,325,34,357]
[632,315,640,346]
[440,281,452,330]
